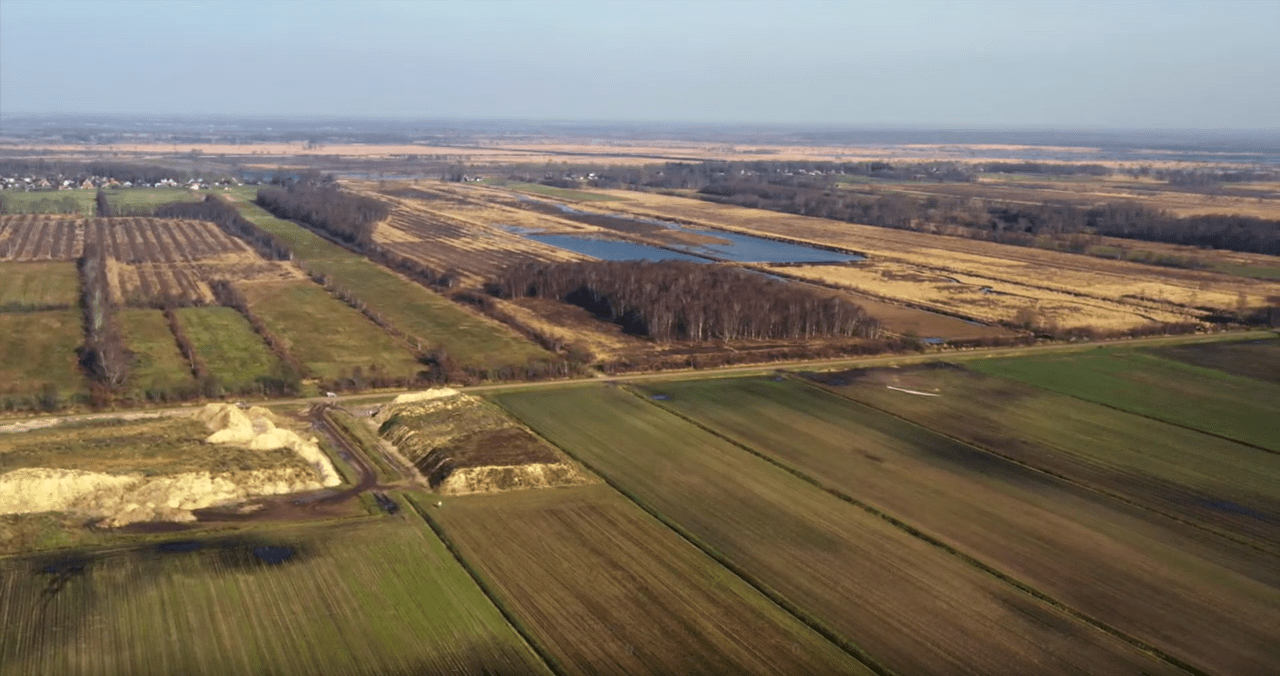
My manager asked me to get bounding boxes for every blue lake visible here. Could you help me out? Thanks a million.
[527,234,714,263]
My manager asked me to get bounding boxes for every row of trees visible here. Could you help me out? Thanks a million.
[155,195,293,261]
[77,240,130,394]
[255,181,389,249]
[0,159,227,185]
[492,260,880,342]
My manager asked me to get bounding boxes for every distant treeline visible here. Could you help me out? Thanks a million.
[532,160,1280,256]
[0,159,227,184]
[155,195,293,261]
[491,260,879,342]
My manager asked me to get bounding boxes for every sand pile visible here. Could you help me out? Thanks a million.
[390,388,460,404]
[197,403,341,487]
[0,466,326,526]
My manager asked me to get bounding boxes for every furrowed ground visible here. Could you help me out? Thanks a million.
[970,347,1280,452]
[118,309,196,398]
[640,375,1280,676]
[236,280,422,382]
[172,306,283,393]
[806,362,1280,549]
[1153,335,1280,384]
[0,518,551,676]
[0,262,79,310]
[222,196,554,372]
[0,310,87,407]
[492,385,1182,676]
[431,483,872,676]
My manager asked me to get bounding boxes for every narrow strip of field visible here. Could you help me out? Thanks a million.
[118,308,196,397]
[431,484,872,676]
[807,364,1280,549]
[492,385,1183,676]
[173,306,283,393]
[0,519,551,676]
[1153,336,1280,384]
[969,347,1280,452]
[0,262,79,310]
[225,198,554,372]
[0,310,87,405]
[643,376,1280,676]
[237,280,422,382]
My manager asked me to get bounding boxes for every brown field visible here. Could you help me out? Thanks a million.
[494,386,1184,676]
[0,216,299,305]
[432,485,872,676]
[572,189,1280,328]
[644,376,1280,676]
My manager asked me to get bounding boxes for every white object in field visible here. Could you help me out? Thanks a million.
[886,385,940,397]
[326,392,337,398]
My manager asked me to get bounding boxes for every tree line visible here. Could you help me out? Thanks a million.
[256,181,389,249]
[77,239,130,402]
[491,260,880,342]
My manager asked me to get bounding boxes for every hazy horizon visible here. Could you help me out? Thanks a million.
[2,0,1278,129]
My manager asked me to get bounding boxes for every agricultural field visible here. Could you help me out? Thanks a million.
[118,309,196,397]
[0,518,551,676]
[492,385,1183,676]
[432,484,872,676]
[806,362,1280,549]
[970,347,1280,452]
[0,187,197,216]
[237,280,422,382]
[640,375,1280,676]
[570,188,1280,331]
[1154,335,1280,383]
[172,307,283,393]
[0,310,87,408]
[0,261,79,310]
[0,215,298,305]
[224,197,556,372]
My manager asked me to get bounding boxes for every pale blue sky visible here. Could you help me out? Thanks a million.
[2,0,1276,128]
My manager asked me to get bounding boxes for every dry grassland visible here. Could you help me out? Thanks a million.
[581,190,1280,328]
[494,386,1183,676]
[0,310,87,401]
[0,261,80,309]
[434,484,872,676]
[648,376,1280,676]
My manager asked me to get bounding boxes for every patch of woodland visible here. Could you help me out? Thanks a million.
[490,260,880,342]
[76,239,130,404]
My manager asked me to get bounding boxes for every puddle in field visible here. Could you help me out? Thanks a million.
[650,394,670,400]
[156,540,204,553]
[252,546,296,565]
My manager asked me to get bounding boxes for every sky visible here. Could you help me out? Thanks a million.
[1,0,1277,129]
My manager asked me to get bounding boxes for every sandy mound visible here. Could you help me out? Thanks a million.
[391,388,459,404]
[199,403,341,487]
[0,466,326,526]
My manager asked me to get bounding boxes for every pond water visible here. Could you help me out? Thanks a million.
[527,234,715,263]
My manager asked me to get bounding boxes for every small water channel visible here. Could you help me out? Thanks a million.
[526,234,715,263]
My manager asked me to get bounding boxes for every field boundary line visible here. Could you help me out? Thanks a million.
[623,385,1212,676]
[988,369,1280,458]
[493,400,899,676]
[795,374,1280,558]
[402,493,567,676]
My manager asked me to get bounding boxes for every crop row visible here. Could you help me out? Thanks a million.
[0,216,245,263]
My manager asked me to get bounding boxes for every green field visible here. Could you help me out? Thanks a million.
[642,375,1280,676]
[492,385,1180,676]
[1154,336,1280,384]
[225,198,553,372]
[970,347,1280,452]
[0,262,79,310]
[118,309,196,398]
[0,309,87,406]
[238,280,422,381]
[0,518,550,676]
[0,187,196,216]
[173,306,283,393]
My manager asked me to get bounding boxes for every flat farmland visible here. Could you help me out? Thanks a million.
[237,280,422,381]
[971,348,1280,452]
[0,518,551,676]
[492,386,1182,676]
[173,307,283,392]
[808,364,1280,549]
[0,216,82,260]
[431,484,871,676]
[642,376,1280,676]
[578,189,1280,328]
[0,262,79,310]
[225,198,555,372]
[118,309,196,396]
[0,310,87,404]
[1154,336,1280,384]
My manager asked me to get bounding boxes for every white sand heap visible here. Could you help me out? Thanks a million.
[391,388,459,404]
[197,403,341,487]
